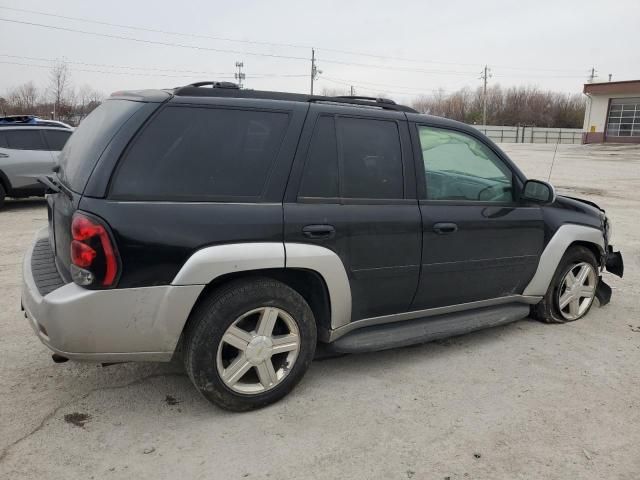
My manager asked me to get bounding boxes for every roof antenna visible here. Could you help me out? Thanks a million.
[547,136,560,182]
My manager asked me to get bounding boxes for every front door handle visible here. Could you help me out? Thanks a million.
[0,153,9,158]
[302,224,335,240]
[432,222,458,235]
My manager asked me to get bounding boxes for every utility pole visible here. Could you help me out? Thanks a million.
[310,48,321,95]
[235,61,245,88]
[608,73,612,82]
[350,85,355,96]
[588,66,597,83]
[479,65,492,126]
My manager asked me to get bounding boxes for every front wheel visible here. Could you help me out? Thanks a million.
[183,278,316,411]
[0,184,5,209]
[534,246,599,323]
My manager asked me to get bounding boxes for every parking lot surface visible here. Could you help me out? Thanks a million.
[1,144,639,479]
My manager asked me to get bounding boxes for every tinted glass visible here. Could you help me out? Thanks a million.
[0,132,7,148]
[43,130,72,151]
[418,126,513,202]
[5,130,46,150]
[298,116,339,198]
[337,117,403,199]
[58,99,143,192]
[111,106,289,200]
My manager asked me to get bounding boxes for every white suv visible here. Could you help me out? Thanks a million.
[0,116,73,208]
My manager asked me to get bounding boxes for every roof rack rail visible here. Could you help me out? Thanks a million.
[334,95,397,105]
[309,96,416,113]
[174,81,240,96]
[170,81,418,113]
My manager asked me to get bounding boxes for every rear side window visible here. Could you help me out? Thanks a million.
[298,115,404,200]
[5,130,47,150]
[0,132,7,148]
[58,99,143,193]
[338,117,403,199]
[298,116,339,198]
[43,130,72,151]
[111,106,289,201]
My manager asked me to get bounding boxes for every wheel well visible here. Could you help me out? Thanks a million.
[568,240,603,266]
[180,268,332,345]
[0,170,10,195]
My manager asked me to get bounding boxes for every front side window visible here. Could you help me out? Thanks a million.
[4,130,47,150]
[418,126,513,202]
[111,106,289,201]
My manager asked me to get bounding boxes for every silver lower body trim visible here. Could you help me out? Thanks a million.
[324,295,542,342]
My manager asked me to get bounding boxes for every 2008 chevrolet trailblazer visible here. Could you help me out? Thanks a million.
[21,82,623,411]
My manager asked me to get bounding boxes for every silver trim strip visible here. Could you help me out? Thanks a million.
[325,295,541,342]
[172,243,285,285]
[523,224,605,296]
[285,243,352,330]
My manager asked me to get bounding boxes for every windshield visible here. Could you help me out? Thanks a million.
[57,99,143,193]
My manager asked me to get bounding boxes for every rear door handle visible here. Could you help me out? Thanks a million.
[302,224,335,239]
[0,153,9,158]
[432,222,458,234]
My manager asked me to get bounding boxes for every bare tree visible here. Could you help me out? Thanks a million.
[77,84,105,119]
[411,85,585,128]
[49,61,71,120]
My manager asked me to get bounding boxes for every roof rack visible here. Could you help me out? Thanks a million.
[0,115,72,128]
[171,81,418,113]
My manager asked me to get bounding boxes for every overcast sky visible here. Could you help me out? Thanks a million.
[1,0,638,103]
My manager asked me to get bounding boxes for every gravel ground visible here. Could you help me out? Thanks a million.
[1,144,639,479]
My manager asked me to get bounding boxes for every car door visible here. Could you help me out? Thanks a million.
[284,105,422,321]
[2,129,53,189]
[409,123,545,310]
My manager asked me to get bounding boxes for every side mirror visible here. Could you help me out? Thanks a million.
[521,179,556,205]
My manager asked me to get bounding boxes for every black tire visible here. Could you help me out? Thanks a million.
[0,184,5,210]
[534,245,599,324]
[183,277,317,411]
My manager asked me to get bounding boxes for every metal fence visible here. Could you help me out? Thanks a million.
[471,125,583,144]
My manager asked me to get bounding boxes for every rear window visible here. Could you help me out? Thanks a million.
[110,106,289,201]
[57,99,143,192]
[43,130,72,151]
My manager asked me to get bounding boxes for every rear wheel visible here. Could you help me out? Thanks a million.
[534,246,599,323]
[183,278,316,411]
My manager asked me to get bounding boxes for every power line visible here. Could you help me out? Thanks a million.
[0,18,310,62]
[0,5,590,74]
[0,5,310,51]
[0,58,307,80]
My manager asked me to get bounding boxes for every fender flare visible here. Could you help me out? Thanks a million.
[523,224,605,296]
[171,242,352,330]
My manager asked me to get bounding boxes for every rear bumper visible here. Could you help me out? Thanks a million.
[22,227,203,362]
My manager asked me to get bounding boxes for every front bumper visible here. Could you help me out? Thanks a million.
[22,227,203,362]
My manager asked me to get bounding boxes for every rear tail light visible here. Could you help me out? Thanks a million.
[70,212,120,288]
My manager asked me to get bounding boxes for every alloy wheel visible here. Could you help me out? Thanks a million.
[216,307,301,394]
[557,262,597,321]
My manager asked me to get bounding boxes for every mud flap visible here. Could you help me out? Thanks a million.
[606,247,623,277]
[596,278,612,306]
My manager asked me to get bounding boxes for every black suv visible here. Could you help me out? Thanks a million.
[21,82,623,411]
